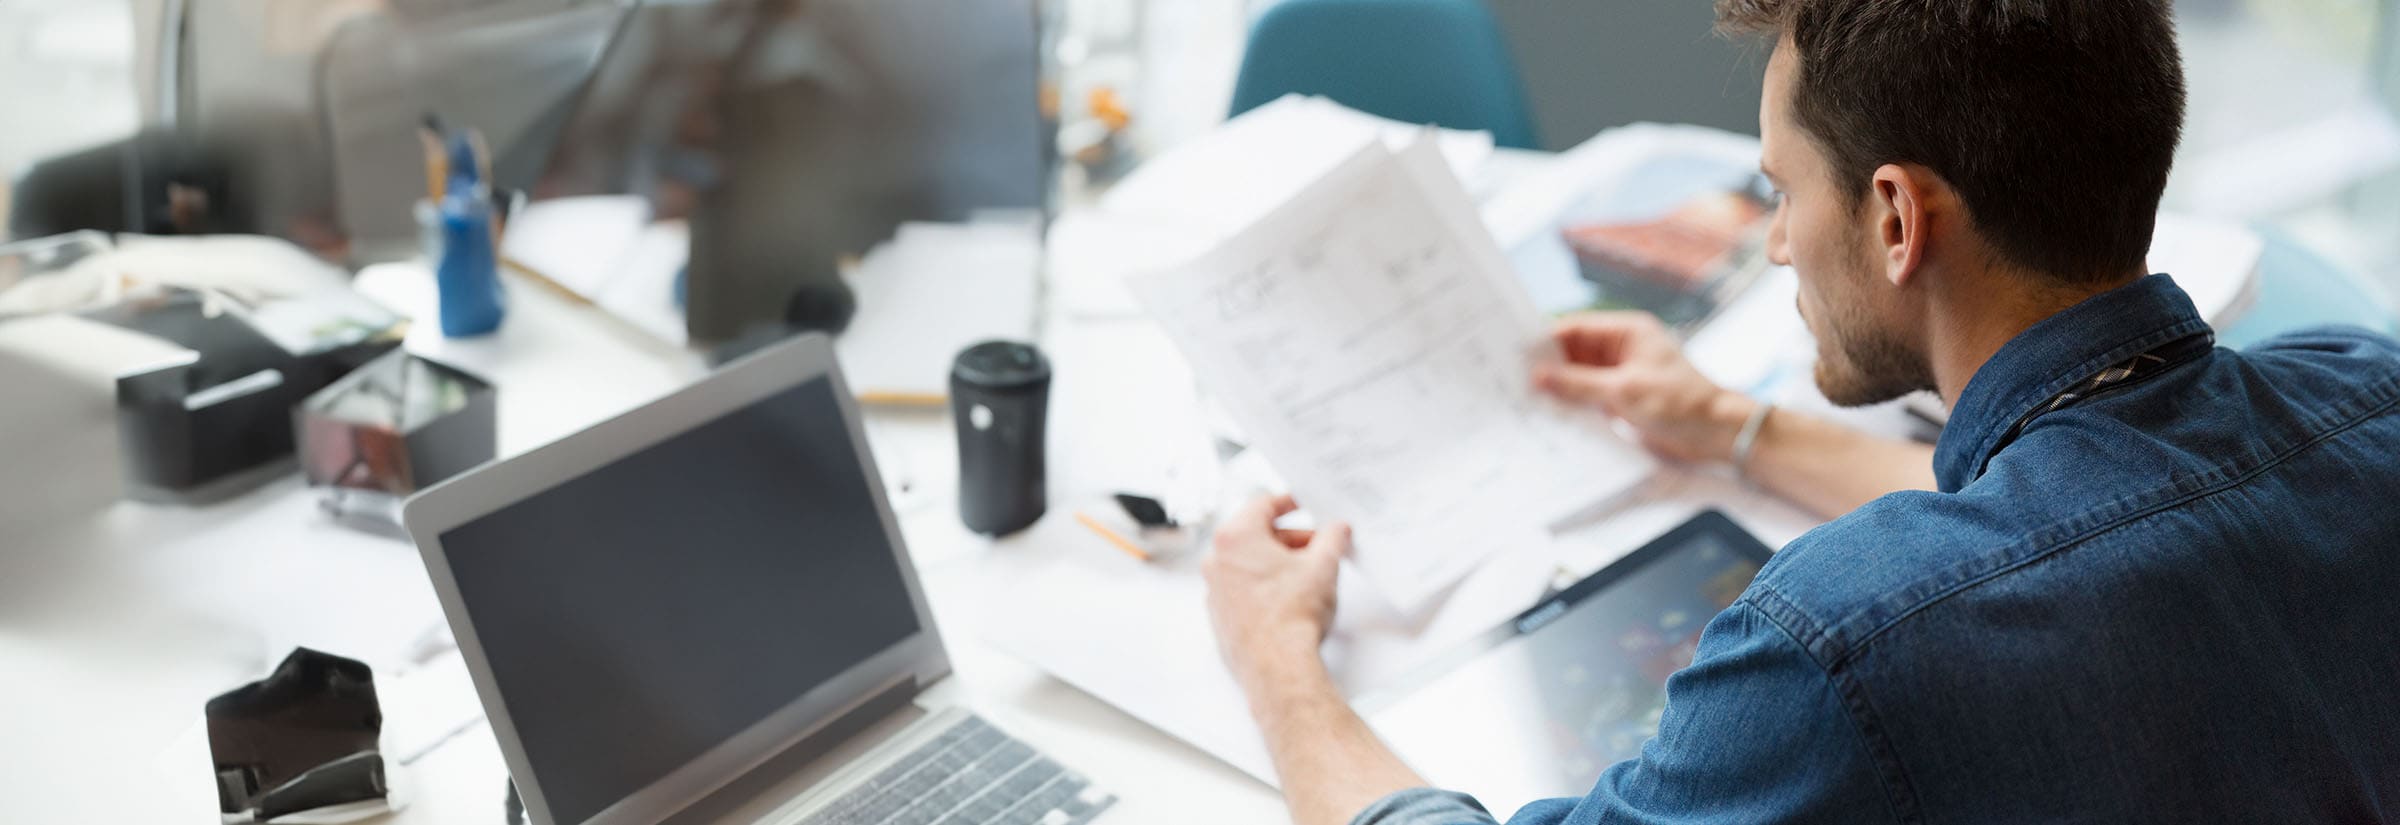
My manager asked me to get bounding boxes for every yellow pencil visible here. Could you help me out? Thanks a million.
[1074,511,1152,562]
[420,128,447,200]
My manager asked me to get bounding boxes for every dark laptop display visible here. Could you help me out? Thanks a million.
[439,376,918,825]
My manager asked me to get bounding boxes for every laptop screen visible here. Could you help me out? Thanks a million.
[438,375,921,825]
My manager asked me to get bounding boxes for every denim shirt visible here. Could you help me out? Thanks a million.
[1357,275,2400,825]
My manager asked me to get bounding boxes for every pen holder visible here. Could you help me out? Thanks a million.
[418,193,506,337]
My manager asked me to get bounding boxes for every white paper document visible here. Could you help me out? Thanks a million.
[836,221,1041,401]
[1127,139,1656,613]
[972,506,1582,786]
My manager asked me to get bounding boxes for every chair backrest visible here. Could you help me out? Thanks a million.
[1486,0,1765,146]
[1230,0,1539,149]
[2218,229,2400,349]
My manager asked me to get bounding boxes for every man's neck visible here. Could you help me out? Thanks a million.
[1928,268,2146,408]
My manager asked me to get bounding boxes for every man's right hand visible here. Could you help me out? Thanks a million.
[1533,311,1760,465]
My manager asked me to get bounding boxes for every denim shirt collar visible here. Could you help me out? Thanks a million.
[1932,273,2213,492]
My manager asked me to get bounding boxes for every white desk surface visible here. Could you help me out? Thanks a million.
[1,186,1826,824]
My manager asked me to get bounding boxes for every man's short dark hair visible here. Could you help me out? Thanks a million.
[1718,0,2187,284]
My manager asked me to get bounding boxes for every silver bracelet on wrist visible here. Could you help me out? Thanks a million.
[1730,400,1774,473]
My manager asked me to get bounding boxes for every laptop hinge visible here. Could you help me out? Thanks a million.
[659,677,923,825]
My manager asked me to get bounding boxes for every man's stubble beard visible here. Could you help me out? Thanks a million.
[1807,239,1936,407]
[1814,318,1932,407]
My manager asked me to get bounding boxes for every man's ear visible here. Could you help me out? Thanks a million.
[1869,164,1932,288]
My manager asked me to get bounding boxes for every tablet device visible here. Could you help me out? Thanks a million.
[1365,510,1774,812]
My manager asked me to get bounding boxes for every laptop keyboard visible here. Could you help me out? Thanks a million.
[790,714,1115,825]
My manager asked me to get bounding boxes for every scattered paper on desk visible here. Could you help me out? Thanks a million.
[596,220,696,346]
[500,196,694,346]
[972,508,1558,785]
[500,196,653,299]
[1127,139,1655,614]
[968,482,1806,787]
[836,221,1040,402]
[1046,210,1218,320]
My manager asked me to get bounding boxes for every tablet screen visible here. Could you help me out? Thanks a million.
[1370,513,1768,811]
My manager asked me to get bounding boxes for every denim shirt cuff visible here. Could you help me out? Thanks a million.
[1349,787,1499,825]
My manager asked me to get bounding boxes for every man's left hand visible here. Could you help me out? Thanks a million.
[1202,495,1351,694]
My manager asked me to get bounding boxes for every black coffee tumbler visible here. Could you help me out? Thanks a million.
[951,340,1051,536]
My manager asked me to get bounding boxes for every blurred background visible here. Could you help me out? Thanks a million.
[3,0,2391,524]
[1,4,2395,820]
[2,0,2395,284]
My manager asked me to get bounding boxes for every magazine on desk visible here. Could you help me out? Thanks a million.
[1551,152,1778,330]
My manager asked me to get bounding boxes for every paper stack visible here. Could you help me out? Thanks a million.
[499,195,691,346]
[835,221,1042,404]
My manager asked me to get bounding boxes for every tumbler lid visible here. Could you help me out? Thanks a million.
[951,340,1050,390]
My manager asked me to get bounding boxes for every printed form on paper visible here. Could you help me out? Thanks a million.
[1128,138,1656,614]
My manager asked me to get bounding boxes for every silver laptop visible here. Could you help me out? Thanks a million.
[403,334,1116,825]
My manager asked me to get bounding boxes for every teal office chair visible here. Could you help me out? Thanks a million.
[1229,0,1541,150]
[2216,230,2400,349]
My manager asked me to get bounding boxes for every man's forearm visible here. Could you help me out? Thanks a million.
[1730,397,1937,517]
[1240,644,1430,825]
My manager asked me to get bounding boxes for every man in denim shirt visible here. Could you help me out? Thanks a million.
[1199,0,2400,822]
